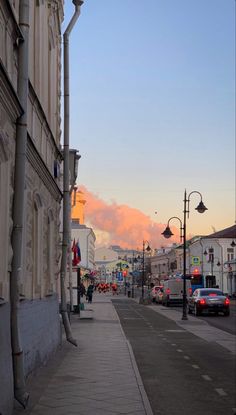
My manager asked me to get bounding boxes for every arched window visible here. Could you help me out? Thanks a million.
[32,192,43,298]
[0,134,10,301]
[45,208,55,295]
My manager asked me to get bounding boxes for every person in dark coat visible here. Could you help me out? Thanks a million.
[86,284,94,303]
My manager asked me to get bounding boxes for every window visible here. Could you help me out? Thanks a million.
[46,209,54,295]
[0,135,10,300]
[227,248,234,261]
[208,247,214,263]
[32,193,43,298]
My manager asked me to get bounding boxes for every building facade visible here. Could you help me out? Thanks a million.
[150,226,236,295]
[0,1,63,413]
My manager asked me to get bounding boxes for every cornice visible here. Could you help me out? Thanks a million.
[2,0,23,40]
[0,59,23,120]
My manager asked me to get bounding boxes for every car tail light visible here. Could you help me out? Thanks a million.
[188,288,192,295]
[224,298,230,305]
[199,299,206,305]
[166,288,171,294]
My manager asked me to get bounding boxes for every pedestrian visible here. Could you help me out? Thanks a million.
[112,282,118,295]
[79,282,86,298]
[86,283,94,303]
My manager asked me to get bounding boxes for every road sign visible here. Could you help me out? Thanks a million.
[191,256,200,266]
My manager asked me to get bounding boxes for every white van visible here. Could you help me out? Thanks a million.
[162,278,192,307]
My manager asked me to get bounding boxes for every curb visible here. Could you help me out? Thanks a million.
[112,301,154,415]
[126,339,154,415]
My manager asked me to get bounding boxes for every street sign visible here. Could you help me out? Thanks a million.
[117,272,123,282]
[191,256,200,266]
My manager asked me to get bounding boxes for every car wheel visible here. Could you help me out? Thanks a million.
[224,310,230,316]
[194,304,200,316]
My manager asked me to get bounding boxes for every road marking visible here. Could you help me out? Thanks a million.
[215,388,227,396]
[201,375,212,381]
[184,355,190,360]
[177,349,183,353]
[192,364,200,369]
[171,343,177,346]
[123,317,142,320]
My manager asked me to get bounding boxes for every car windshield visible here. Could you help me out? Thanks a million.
[200,290,223,297]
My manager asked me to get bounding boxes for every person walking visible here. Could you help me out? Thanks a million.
[86,283,94,304]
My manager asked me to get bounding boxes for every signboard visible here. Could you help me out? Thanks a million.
[191,256,200,266]
[117,272,123,282]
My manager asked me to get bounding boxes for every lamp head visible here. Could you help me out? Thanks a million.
[162,226,174,239]
[73,0,84,5]
[216,261,221,266]
[203,250,208,256]
[231,240,236,247]
[146,244,151,252]
[195,200,208,214]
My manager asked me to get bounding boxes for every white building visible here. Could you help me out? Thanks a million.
[150,226,236,295]
[71,222,96,274]
[0,1,63,413]
[189,225,236,294]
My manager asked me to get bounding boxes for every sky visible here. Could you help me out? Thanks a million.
[63,0,235,249]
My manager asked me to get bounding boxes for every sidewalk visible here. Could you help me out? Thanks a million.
[14,292,153,415]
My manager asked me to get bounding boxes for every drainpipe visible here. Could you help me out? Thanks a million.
[60,0,84,346]
[10,0,29,408]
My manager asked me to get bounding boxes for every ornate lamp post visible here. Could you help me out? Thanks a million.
[131,254,138,298]
[142,241,151,299]
[162,190,207,320]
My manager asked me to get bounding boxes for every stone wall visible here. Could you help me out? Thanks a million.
[18,295,62,376]
[0,303,14,415]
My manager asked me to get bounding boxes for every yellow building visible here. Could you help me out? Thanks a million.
[71,189,86,224]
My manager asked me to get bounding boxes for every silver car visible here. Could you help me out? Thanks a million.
[188,288,230,316]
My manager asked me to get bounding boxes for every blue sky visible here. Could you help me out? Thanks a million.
[63,0,235,238]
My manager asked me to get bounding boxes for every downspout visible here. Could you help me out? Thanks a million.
[60,1,83,346]
[10,0,29,408]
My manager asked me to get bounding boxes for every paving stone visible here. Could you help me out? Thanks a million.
[13,293,153,415]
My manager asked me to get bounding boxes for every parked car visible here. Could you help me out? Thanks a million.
[188,288,230,316]
[155,287,164,304]
[162,279,192,307]
[150,286,163,302]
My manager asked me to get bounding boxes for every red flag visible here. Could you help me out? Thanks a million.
[76,240,81,263]
[72,238,79,266]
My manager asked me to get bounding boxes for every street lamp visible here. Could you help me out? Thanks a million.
[131,254,138,298]
[142,241,151,300]
[162,190,207,320]
[69,149,81,188]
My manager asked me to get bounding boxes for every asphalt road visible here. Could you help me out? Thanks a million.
[112,298,236,415]
[158,303,236,335]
